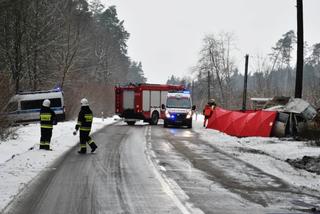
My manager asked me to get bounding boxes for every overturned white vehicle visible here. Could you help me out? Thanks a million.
[264,97,319,138]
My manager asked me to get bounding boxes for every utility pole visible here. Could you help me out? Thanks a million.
[295,0,304,98]
[242,54,249,111]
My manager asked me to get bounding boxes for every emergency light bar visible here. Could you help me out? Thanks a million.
[168,90,190,94]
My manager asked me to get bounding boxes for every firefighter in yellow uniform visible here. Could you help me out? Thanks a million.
[73,98,98,154]
[40,99,57,150]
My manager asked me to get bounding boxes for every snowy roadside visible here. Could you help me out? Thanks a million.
[1,113,319,212]
[193,114,320,193]
[0,116,119,212]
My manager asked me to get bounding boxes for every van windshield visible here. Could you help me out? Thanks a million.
[166,97,191,109]
[21,98,62,110]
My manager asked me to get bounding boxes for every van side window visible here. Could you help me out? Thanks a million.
[21,100,43,110]
[21,98,62,110]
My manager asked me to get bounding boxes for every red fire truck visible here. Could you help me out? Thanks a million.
[115,83,185,125]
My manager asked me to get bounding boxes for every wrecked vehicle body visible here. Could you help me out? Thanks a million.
[265,98,319,138]
[206,97,318,138]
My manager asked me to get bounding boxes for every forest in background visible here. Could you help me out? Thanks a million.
[168,31,320,111]
[0,0,147,121]
[1,0,319,129]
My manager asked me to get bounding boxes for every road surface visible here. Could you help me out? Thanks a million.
[5,122,320,214]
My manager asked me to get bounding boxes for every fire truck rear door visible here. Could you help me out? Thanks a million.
[123,90,134,109]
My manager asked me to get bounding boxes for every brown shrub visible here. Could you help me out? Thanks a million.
[63,82,115,120]
[0,73,14,140]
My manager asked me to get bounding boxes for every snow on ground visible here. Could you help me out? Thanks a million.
[193,114,320,192]
[0,113,319,212]
[0,116,119,212]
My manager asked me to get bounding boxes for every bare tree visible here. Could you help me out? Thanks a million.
[197,32,237,108]
[0,1,29,92]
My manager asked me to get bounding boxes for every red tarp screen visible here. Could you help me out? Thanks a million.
[206,107,277,137]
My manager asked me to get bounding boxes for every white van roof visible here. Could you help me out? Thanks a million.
[10,89,63,102]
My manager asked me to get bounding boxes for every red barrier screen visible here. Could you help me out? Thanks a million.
[206,107,277,137]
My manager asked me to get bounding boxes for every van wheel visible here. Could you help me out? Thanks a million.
[164,121,168,128]
[149,111,159,125]
[127,121,135,125]
[187,121,192,128]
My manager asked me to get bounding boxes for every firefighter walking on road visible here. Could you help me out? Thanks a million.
[203,99,216,128]
[73,98,98,154]
[40,99,57,150]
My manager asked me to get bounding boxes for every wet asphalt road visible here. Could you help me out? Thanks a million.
[149,125,320,214]
[5,123,320,214]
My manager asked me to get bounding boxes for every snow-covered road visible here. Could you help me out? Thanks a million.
[0,115,320,213]
[0,117,118,212]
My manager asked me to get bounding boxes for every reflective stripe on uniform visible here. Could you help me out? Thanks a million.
[84,114,93,122]
[80,127,91,131]
[80,144,86,148]
[88,139,94,145]
[41,125,53,129]
[40,113,52,121]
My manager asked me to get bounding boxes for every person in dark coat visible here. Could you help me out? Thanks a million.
[40,99,57,150]
[73,98,98,154]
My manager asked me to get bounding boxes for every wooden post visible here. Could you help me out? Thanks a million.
[242,54,249,111]
[295,0,304,98]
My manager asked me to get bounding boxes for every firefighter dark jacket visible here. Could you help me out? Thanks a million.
[40,106,57,129]
[75,106,93,132]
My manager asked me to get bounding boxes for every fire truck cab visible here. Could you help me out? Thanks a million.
[115,84,185,125]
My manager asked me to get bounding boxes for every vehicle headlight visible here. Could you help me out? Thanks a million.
[165,110,171,118]
[186,111,192,119]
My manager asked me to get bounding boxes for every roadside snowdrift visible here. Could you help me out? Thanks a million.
[0,114,319,212]
[195,114,320,193]
[0,117,118,211]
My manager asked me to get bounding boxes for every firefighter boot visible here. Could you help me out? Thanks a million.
[78,149,87,154]
[87,138,97,153]
[39,141,46,150]
[78,144,87,154]
[44,144,52,151]
[89,142,97,153]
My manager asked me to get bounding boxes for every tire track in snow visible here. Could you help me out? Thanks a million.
[145,126,204,214]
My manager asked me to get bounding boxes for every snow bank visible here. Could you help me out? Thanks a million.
[1,113,319,211]
[194,114,320,192]
[0,116,118,211]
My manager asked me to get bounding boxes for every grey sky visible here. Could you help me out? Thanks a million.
[104,0,320,84]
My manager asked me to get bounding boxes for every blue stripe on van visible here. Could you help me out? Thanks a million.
[11,107,64,114]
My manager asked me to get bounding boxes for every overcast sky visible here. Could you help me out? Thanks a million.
[103,0,320,84]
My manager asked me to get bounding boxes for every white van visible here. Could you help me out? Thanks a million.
[6,89,65,124]
[162,91,196,128]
